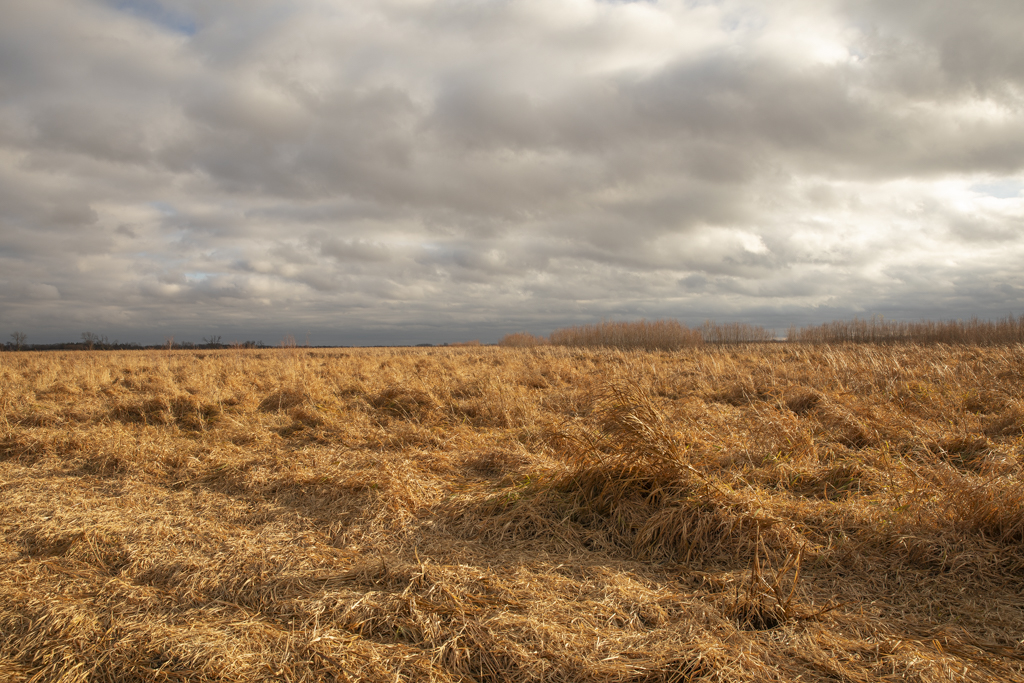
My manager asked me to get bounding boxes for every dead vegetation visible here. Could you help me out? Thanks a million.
[547,319,704,350]
[502,319,776,349]
[2,343,1024,681]
[788,314,1024,345]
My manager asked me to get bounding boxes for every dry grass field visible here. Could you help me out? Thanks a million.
[2,343,1024,682]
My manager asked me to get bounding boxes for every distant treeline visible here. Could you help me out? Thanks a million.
[6,314,1023,353]
[501,314,1024,350]
[1,339,268,352]
[786,315,1024,345]
[501,319,774,351]
[550,320,702,351]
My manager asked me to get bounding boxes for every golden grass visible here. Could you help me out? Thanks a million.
[2,343,1024,681]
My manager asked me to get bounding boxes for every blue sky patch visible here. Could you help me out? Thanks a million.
[971,179,1023,199]
[111,0,197,35]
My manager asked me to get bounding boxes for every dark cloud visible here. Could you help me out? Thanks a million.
[1,0,1022,344]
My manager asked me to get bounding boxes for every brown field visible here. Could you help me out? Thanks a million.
[2,344,1024,682]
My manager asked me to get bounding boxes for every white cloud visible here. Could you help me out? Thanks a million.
[1,0,1022,343]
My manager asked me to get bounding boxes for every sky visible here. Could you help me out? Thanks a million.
[1,0,1023,346]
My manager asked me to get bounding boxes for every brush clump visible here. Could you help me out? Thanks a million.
[538,379,756,564]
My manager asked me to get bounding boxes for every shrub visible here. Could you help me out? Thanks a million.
[548,319,702,351]
[787,314,1024,345]
[700,320,775,344]
[498,332,548,347]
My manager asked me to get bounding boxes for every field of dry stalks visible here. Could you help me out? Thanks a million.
[2,344,1024,682]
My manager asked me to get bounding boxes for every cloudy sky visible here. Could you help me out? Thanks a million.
[2,0,1023,345]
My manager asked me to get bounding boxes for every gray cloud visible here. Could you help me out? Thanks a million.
[1,0,1022,345]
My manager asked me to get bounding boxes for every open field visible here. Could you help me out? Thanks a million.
[2,344,1024,682]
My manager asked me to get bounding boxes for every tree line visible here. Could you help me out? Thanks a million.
[3,332,267,352]
[501,314,1024,350]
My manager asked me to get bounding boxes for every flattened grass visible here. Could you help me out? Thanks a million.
[2,344,1024,681]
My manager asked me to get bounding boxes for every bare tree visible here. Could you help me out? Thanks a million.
[81,331,103,350]
[10,331,26,350]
